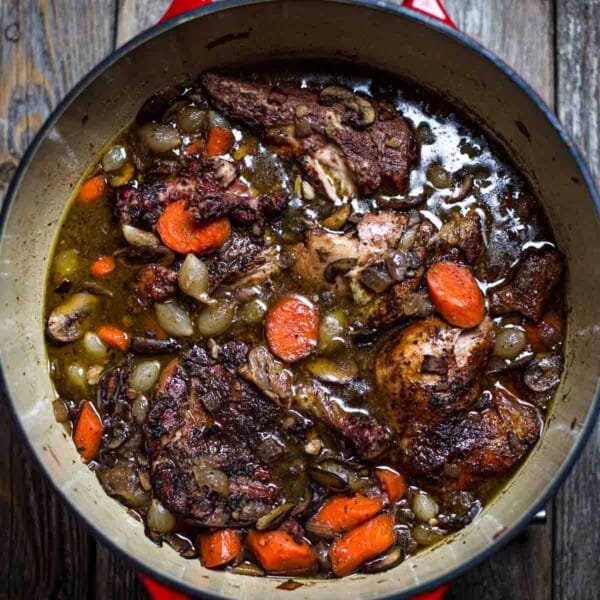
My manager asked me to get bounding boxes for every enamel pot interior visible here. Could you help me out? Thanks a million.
[1,1,598,598]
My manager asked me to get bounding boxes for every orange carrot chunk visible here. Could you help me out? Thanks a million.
[199,529,242,569]
[375,467,407,503]
[155,359,180,396]
[247,530,317,574]
[73,401,104,461]
[90,255,116,278]
[307,495,383,538]
[183,138,205,157]
[265,295,319,363]
[523,311,562,352]
[426,261,485,328]
[140,313,168,340]
[77,175,106,204]
[97,325,130,351]
[157,200,231,254]
[205,126,234,157]
[329,513,395,577]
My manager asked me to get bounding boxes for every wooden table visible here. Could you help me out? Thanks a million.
[0,1,598,598]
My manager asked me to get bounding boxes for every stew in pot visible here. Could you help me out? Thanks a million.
[45,65,565,578]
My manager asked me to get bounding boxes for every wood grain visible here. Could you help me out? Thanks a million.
[444,0,555,106]
[95,544,147,600]
[0,1,116,599]
[553,1,600,599]
[115,0,170,47]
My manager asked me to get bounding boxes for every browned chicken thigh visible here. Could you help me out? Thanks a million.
[375,316,495,426]
[375,316,541,488]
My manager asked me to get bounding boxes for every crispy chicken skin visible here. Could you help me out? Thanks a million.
[400,386,541,486]
[375,317,495,427]
[375,316,541,488]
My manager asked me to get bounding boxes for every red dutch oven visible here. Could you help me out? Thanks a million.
[0,1,598,599]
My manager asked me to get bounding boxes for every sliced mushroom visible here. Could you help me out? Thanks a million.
[306,356,358,384]
[524,354,562,392]
[362,546,404,573]
[307,465,347,493]
[359,263,394,293]
[129,336,182,355]
[46,292,98,344]
[114,245,174,267]
[319,86,376,128]
[255,502,294,531]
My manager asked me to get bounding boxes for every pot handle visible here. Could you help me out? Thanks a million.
[160,0,457,28]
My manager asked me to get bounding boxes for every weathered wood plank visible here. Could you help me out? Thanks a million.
[442,1,555,599]
[0,0,117,598]
[554,2,600,599]
[444,0,555,106]
[116,0,170,48]
[95,544,148,600]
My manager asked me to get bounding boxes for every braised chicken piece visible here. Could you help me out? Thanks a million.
[292,211,409,285]
[145,345,306,526]
[202,73,416,198]
[205,230,279,292]
[399,386,541,487]
[375,316,541,487]
[116,159,287,230]
[239,345,391,460]
[375,317,495,425]
[489,246,563,321]
[131,264,177,310]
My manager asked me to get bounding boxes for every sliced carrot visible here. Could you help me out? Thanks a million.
[523,311,562,352]
[199,529,242,569]
[73,401,104,461]
[97,325,130,351]
[205,126,234,157]
[156,200,231,254]
[140,313,168,340]
[247,530,317,574]
[265,295,319,363]
[155,359,180,396]
[375,467,407,503]
[307,495,383,538]
[183,138,205,157]
[426,261,485,328]
[329,513,395,577]
[90,255,116,278]
[77,175,106,204]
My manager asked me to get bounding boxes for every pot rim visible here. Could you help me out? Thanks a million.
[1,1,598,598]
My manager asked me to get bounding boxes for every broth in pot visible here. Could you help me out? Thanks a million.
[45,65,565,578]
